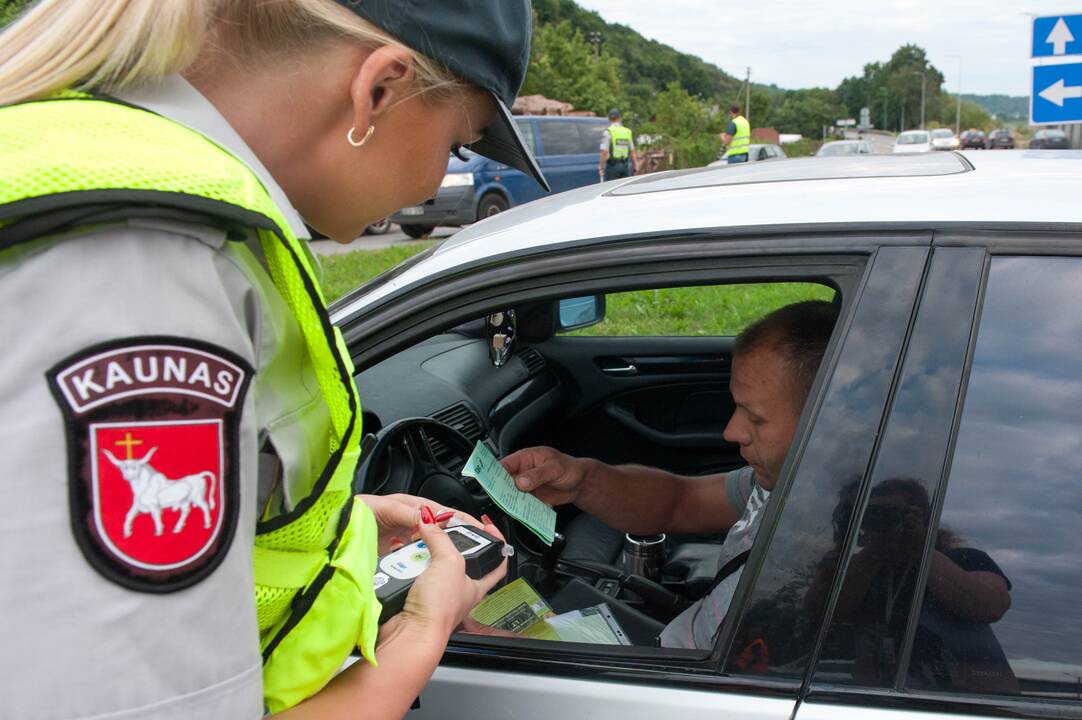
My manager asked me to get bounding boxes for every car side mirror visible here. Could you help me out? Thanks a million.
[555,295,606,333]
[486,309,516,367]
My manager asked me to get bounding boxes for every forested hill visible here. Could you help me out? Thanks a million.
[961,94,1028,122]
[531,0,745,116]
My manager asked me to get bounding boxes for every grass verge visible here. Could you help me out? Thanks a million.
[320,241,436,302]
[318,245,834,336]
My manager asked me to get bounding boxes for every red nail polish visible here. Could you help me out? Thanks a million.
[420,506,435,524]
[482,514,493,526]
[434,510,455,523]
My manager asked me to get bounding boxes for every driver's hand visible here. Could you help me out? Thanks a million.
[359,493,480,554]
[502,446,588,507]
[399,517,508,637]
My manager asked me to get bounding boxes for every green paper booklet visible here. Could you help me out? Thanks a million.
[461,441,556,545]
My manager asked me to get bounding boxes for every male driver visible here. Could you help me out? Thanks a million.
[720,101,751,164]
[599,108,638,181]
[502,300,837,649]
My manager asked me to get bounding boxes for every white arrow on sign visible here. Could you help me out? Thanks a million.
[1046,17,1075,56]
[1039,78,1082,107]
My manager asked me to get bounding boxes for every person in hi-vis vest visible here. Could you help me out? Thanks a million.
[600,108,639,181]
[0,1,547,718]
[722,101,752,164]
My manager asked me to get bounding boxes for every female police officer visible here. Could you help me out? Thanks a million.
[0,1,546,717]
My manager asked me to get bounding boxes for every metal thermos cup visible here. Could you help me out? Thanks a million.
[621,533,666,581]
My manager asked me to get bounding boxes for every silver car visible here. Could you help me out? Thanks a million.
[708,143,787,166]
[333,151,1082,720]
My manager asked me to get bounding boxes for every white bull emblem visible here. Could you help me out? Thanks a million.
[101,447,216,538]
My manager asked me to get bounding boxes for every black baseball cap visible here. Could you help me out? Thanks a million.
[336,0,549,192]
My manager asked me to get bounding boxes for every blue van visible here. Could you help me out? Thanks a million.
[391,115,611,238]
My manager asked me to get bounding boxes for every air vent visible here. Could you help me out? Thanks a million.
[518,347,546,377]
[429,402,483,466]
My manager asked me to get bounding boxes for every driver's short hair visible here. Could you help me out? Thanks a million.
[733,300,838,401]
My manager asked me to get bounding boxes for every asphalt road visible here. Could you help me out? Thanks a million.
[310,225,459,255]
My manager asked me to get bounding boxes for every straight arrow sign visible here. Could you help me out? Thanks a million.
[1047,17,1075,56]
[1032,15,1082,58]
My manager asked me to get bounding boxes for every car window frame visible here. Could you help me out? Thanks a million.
[339,238,928,696]
[803,230,1082,719]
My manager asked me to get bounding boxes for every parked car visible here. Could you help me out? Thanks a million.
[930,127,959,151]
[707,143,787,167]
[959,129,987,149]
[987,128,1015,149]
[1029,128,1070,150]
[892,129,933,153]
[333,151,1082,720]
[391,115,610,238]
[815,139,873,157]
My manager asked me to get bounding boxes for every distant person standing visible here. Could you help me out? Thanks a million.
[600,108,638,181]
[721,101,751,164]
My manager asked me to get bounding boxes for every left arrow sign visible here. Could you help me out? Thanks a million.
[1039,78,1082,107]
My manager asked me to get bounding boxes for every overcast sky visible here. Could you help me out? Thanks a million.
[575,1,1076,97]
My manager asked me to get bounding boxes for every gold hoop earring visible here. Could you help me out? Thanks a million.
[348,125,375,148]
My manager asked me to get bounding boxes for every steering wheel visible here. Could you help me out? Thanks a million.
[355,417,501,531]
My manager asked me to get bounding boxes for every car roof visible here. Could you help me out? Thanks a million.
[514,115,608,124]
[335,151,1082,315]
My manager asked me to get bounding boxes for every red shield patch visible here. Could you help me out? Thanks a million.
[48,337,252,592]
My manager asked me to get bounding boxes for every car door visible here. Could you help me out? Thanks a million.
[797,236,1082,720]
[406,244,931,720]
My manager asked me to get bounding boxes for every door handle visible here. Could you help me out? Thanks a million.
[600,362,638,377]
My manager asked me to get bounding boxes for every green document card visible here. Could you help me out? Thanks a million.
[462,441,556,545]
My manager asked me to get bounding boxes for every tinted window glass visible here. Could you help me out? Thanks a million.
[538,120,582,156]
[907,256,1082,700]
[514,119,536,155]
[808,247,985,690]
[578,122,607,155]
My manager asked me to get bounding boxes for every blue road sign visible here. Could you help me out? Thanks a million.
[1032,62,1082,124]
[1032,15,1082,58]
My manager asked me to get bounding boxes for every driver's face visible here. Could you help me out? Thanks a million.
[722,344,802,491]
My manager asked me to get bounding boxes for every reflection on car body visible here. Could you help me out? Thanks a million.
[333,151,1082,720]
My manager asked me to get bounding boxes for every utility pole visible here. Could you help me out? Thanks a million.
[911,70,927,130]
[588,30,602,59]
[947,54,963,135]
[745,67,751,124]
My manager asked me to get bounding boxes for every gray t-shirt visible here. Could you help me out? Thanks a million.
[659,466,771,649]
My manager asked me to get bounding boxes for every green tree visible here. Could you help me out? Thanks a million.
[768,88,845,138]
[1,0,30,26]
[643,81,722,169]
[835,44,946,132]
[520,17,622,117]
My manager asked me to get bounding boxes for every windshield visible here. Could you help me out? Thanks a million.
[931,129,953,138]
[897,132,929,145]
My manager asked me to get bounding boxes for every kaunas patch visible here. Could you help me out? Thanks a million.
[48,337,253,592]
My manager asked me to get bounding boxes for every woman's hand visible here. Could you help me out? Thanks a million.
[358,493,477,554]
[398,518,508,637]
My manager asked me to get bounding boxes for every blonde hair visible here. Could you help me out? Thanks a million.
[0,0,468,107]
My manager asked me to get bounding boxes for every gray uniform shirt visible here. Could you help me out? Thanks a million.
[659,466,771,649]
[0,76,329,719]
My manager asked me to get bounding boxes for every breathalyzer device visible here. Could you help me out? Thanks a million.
[374,524,510,622]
